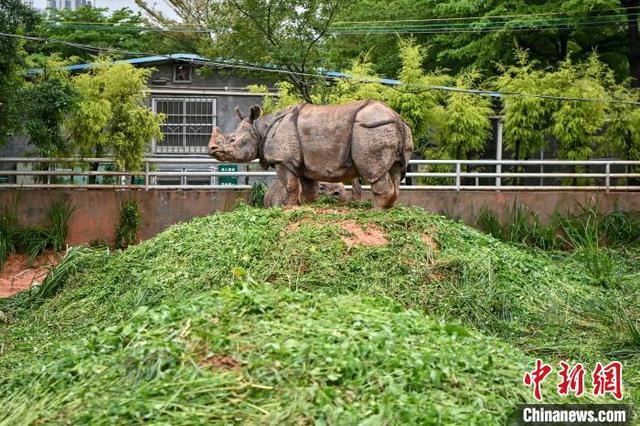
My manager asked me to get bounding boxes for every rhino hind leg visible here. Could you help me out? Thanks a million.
[371,172,398,209]
[275,164,301,206]
[300,177,318,204]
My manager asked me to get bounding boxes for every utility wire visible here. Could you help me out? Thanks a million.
[45,15,632,35]
[2,31,640,106]
[332,5,640,25]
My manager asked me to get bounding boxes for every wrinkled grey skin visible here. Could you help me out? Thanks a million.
[209,100,413,208]
[263,180,353,208]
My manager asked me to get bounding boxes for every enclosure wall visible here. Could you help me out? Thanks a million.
[1,190,639,244]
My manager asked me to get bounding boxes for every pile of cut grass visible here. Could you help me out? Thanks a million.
[2,283,550,424]
[1,204,637,422]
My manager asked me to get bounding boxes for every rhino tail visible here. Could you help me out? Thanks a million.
[397,119,413,181]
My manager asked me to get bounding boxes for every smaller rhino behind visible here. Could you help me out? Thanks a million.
[264,180,361,207]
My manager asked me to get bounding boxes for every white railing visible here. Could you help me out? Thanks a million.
[1,157,639,191]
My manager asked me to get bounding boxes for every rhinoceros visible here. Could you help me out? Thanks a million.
[208,100,413,208]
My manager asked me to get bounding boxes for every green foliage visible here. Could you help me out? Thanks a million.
[16,226,51,260]
[5,205,636,422]
[0,0,40,143]
[476,200,640,251]
[495,51,549,159]
[1,206,638,386]
[0,207,18,268]
[65,60,164,171]
[384,39,449,152]
[0,199,73,263]
[34,246,98,301]
[476,204,557,250]
[437,70,492,159]
[247,82,302,114]
[475,201,640,288]
[0,282,555,424]
[329,0,633,83]
[46,200,73,252]
[31,6,182,61]
[114,199,142,249]
[163,0,348,101]
[250,182,267,207]
[18,57,80,157]
[547,55,612,163]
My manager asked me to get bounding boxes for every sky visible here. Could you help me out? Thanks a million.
[33,0,179,20]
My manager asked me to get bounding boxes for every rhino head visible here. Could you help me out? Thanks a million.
[208,105,262,162]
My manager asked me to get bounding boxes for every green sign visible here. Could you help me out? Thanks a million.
[218,164,238,186]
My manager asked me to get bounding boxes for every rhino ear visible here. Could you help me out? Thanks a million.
[234,106,245,121]
[249,105,262,123]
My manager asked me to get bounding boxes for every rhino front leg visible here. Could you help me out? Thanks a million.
[275,164,301,206]
[299,177,318,204]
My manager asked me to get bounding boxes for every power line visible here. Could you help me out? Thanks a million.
[332,5,640,25]
[330,15,631,34]
[331,22,629,35]
[44,13,632,35]
[2,31,640,106]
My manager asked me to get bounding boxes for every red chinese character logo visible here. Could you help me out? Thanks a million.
[592,361,623,400]
[523,358,553,401]
[557,361,585,397]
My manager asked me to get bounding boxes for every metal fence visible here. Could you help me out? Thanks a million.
[1,157,639,191]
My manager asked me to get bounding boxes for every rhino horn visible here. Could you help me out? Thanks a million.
[249,105,262,123]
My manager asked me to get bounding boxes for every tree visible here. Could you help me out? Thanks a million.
[436,70,493,160]
[138,0,348,102]
[65,60,164,172]
[328,0,640,86]
[32,6,184,61]
[19,57,79,157]
[547,55,611,164]
[495,51,550,160]
[0,0,40,143]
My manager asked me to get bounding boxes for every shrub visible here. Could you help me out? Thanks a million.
[251,182,267,207]
[114,199,142,249]
[0,209,17,268]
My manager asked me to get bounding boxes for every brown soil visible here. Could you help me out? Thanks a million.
[200,354,241,370]
[339,221,387,247]
[421,234,439,252]
[0,252,60,298]
[315,207,350,214]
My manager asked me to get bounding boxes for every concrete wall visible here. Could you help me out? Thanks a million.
[1,190,250,245]
[1,189,639,246]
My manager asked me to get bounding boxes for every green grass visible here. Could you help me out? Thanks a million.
[1,204,637,423]
[1,283,556,425]
[0,199,73,263]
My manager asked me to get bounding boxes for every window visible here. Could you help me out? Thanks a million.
[173,64,192,83]
[152,97,217,154]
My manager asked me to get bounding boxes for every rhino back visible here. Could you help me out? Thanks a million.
[296,101,369,180]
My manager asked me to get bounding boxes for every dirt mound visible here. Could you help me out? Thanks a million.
[200,354,241,371]
[340,221,387,247]
[285,217,388,247]
[0,252,59,298]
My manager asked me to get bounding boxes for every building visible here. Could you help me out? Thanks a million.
[0,54,274,186]
[47,0,92,11]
